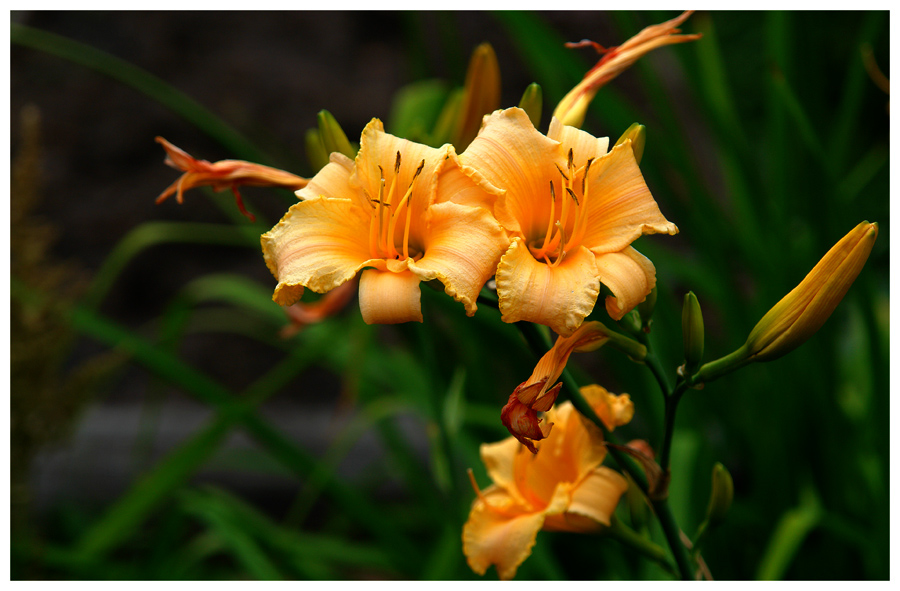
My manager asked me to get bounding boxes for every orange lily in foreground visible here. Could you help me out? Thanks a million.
[464,386,633,580]
[501,321,610,452]
[261,119,508,324]
[155,137,309,221]
[553,11,701,128]
[459,108,677,336]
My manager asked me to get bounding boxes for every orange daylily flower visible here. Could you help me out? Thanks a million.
[553,11,701,128]
[464,391,633,580]
[155,136,309,221]
[501,321,609,452]
[261,119,508,325]
[458,107,677,336]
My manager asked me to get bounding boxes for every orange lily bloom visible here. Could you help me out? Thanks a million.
[501,321,609,452]
[458,107,677,336]
[553,11,701,128]
[464,389,633,580]
[261,119,508,325]
[155,136,309,221]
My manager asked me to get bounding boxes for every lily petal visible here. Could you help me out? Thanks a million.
[580,384,634,431]
[409,200,508,316]
[295,153,357,203]
[582,142,677,254]
[459,108,564,237]
[462,488,546,581]
[551,466,628,531]
[496,238,600,336]
[358,267,423,324]
[594,246,657,320]
[261,197,372,305]
[547,117,610,162]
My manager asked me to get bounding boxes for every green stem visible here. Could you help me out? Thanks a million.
[657,382,688,474]
[607,517,676,576]
[652,496,695,580]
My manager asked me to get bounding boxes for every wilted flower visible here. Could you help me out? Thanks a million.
[553,11,701,128]
[501,321,609,452]
[155,137,308,221]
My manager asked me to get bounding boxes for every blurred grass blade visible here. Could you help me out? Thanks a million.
[75,418,233,561]
[84,222,262,311]
[180,490,285,580]
[10,23,270,163]
[770,68,828,172]
[828,11,886,172]
[12,279,418,566]
[194,486,396,575]
[755,486,822,580]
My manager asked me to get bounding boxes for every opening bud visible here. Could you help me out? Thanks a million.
[304,128,330,172]
[615,123,647,166]
[317,110,356,159]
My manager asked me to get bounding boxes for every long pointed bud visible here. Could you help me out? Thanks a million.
[692,222,878,384]
[681,291,704,373]
[452,42,501,151]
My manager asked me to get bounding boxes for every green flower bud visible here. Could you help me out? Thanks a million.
[637,286,657,332]
[706,462,733,527]
[614,123,646,166]
[518,83,543,130]
[682,291,704,371]
[304,128,330,173]
[317,110,356,159]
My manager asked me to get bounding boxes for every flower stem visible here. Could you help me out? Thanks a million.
[652,496,695,580]
[606,516,676,576]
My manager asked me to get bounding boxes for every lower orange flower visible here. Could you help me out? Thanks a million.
[464,389,633,580]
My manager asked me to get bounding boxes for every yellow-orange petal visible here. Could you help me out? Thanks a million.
[357,267,423,324]
[580,384,634,431]
[581,141,677,253]
[495,238,599,337]
[561,466,628,528]
[295,153,358,204]
[435,149,505,211]
[261,197,372,305]
[521,402,606,503]
[593,246,657,320]
[351,118,449,231]
[408,200,508,316]
[480,437,531,507]
[462,489,545,580]
[547,117,610,163]
[459,108,564,237]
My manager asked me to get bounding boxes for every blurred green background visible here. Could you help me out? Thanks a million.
[11,10,889,580]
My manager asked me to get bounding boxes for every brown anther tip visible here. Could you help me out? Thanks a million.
[394,150,402,174]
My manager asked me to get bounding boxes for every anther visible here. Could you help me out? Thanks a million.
[549,180,556,201]
[555,163,569,182]
[566,187,580,206]
[394,151,402,175]
[567,148,574,171]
